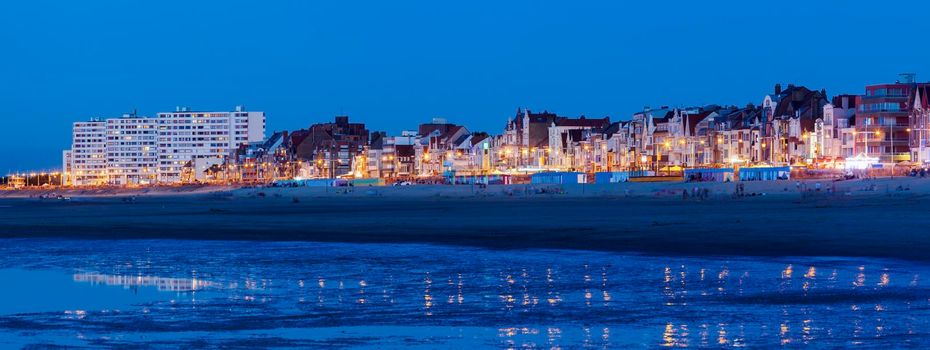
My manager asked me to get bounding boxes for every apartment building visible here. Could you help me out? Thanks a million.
[106,115,158,185]
[855,74,930,163]
[68,120,107,186]
[156,106,265,183]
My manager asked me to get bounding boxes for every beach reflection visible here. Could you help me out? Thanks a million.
[2,240,930,348]
[73,272,215,292]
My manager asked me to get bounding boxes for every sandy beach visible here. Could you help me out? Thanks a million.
[0,184,237,199]
[1,177,929,260]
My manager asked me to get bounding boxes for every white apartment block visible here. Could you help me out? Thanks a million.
[106,115,158,185]
[69,120,107,186]
[156,106,265,183]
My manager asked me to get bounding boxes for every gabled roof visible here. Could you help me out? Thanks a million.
[685,111,714,135]
[438,125,467,143]
[913,85,930,110]
[769,85,828,122]
[287,129,311,147]
[419,123,459,138]
[263,131,286,149]
[395,144,415,157]
[559,129,585,148]
[452,133,470,148]
[470,133,489,145]
[555,116,610,128]
[601,121,623,139]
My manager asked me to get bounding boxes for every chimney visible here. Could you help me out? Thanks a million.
[774,84,782,95]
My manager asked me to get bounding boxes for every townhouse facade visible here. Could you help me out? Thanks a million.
[909,84,930,163]
[292,115,369,178]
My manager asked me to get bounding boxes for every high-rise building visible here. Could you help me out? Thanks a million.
[106,115,158,185]
[156,106,265,183]
[68,119,107,186]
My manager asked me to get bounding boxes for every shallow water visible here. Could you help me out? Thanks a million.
[1,239,929,348]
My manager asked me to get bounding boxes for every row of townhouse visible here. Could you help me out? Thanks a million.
[215,116,493,182]
[247,76,926,183]
[543,76,930,174]
[154,76,930,185]
[63,106,265,186]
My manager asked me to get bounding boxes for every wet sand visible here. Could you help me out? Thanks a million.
[1,177,928,261]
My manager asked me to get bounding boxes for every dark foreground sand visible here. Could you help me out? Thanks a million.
[2,177,929,261]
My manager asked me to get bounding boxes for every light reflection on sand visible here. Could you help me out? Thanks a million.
[73,272,215,292]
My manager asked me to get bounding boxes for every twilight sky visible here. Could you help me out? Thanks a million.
[1,0,927,171]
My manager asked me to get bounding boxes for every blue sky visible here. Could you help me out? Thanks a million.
[1,0,927,171]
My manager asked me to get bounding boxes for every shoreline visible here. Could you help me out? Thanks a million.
[2,177,929,261]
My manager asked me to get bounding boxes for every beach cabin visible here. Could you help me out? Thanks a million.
[594,171,635,184]
[274,178,338,187]
[350,178,384,187]
[738,166,790,181]
[684,168,735,182]
[531,172,586,184]
[448,174,506,185]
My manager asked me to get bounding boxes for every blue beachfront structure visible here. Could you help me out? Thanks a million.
[738,166,790,181]
[594,171,636,184]
[531,172,586,184]
[683,168,735,182]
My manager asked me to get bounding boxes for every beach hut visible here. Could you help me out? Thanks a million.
[273,178,338,187]
[738,166,790,181]
[594,171,635,184]
[684,168,735,182]
[531,172,586,184]
[450,174,505,185]
[350,178,384,187]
